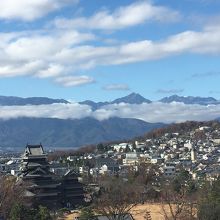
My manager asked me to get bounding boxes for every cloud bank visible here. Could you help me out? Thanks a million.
[0,102,220,123]
[54,1,180,30]
[0,0,78,21]
[1,24,220,87]
[0,1,219,87]
[103,84,130,91]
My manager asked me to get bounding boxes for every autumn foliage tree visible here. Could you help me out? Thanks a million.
[0,175,27,219]
[160,171,198,220]
[93,177,143,220]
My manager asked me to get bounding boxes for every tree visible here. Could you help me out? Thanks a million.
[10,203,27,220]
[135,163,161,185]
[125,144,130,153]
[160,185,196,220]
[160,173,198,220]
[10,204,52,220]
[198,200,220,220]
[79,207,97,220]
[10,203,37,220]
[36,206,52,220]
[0,175,27,219]
[97,143,105,153]
[197,178,220,220]
[93,177,143,220]
[134,163,161,202]
[132,142,136,151]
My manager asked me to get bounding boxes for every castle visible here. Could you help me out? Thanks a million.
[20,144,84,209]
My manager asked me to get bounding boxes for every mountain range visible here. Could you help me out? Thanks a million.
[0,96,68,106]
[79,93,220,108]
[0,93,219,107]
[79,93,151,110]
[0,117,164,149]
[0,93,220,149]
[159,95,220,105]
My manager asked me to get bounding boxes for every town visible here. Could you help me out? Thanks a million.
[1,0,220,219]
[1,121,220,219]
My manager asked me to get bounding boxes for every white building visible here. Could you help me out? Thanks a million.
[123,152,139,165]
[191,148,197,163]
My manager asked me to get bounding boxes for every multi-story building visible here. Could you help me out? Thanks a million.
[20,144,84,209]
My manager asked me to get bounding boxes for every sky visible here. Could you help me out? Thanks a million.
[0,0,220,102]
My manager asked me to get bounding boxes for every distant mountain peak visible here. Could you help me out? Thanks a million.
[160,95,218,105]
[0,95,69,106]
[112,92,151,104]
[126,92,140,97]
[79,92,151,110]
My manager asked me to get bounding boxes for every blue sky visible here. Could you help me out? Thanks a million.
[0,0,220,102]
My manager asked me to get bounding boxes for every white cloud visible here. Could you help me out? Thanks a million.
[92,102,220,123]
[4,31,94,62]
[0,102,220,123]
[36,64,64,78]
[0,1,220,87]
[156,89,184,94]
[161,27,220,54]
[103,84,130,91]
[54,1,180,30]
[0,60,45,77]
[55,75,95,87]
[0,103,91,120]
[0,24,220,86]
[0,0,78,21]
[0,30,95,84]
[48,25,220,72]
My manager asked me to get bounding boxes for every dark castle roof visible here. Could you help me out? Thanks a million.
[25,144,45,156]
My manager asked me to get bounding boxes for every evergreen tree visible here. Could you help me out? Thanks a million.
[198,178,220,220]
[36,206,52,220]
[79,207,97,220]
[97,143,105,152]
[10,203,37,220]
